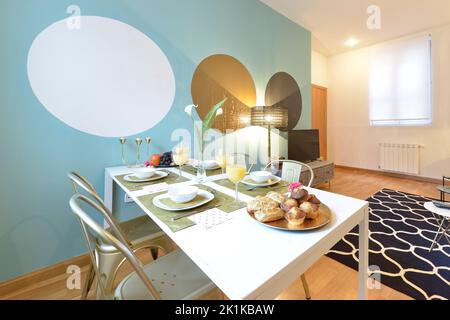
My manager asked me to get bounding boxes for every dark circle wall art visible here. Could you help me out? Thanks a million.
[265,72,302,131]
[191,54,256,132]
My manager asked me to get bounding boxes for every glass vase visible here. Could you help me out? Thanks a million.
[196,151,207,182]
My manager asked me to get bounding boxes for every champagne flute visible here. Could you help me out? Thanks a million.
[215,149,227,174]
[226,154,247,207]
[135,138,143,167]
[172,145,189,181]
[119,137,128,166]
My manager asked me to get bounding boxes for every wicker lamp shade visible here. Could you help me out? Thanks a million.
[250,106,288,129]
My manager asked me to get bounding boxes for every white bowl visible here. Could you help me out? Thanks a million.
[134,168,155,179]
[168,186,199,204]
[202,160,218,169]
[250,171,273,183]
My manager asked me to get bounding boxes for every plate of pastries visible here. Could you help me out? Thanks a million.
[246,183,332,231]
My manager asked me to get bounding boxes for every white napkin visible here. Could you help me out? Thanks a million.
[142,182,169,194]
[188,208,234,230]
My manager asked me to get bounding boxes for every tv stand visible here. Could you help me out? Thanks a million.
[300,160,334,187]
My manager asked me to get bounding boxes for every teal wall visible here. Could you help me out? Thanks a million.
[0,0,311,281]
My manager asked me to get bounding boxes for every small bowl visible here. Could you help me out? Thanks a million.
[168,186,199,204]
[250,171,273,183]
[202,160,218,169]
[134,168,155,179]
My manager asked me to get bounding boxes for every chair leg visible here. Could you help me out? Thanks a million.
[300,274,311,300]
[81,263,95,300]
[430,218,446,252]
[150,247,159,260]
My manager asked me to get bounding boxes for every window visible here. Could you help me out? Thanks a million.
[369,35,432,126]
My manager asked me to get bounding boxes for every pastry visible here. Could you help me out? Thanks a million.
[266,191,286,205]
[308,194,321,205]
[247,196,263,214]
[285,207,306,226]
[255,207,285,223]
[247,196,278,214]
[300,202,320,220]
[290,187,309,202]
[281,198,299,213]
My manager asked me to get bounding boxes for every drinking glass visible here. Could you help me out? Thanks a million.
[226,154,247,207]
[172,145,189,181]
[215,149,227,174]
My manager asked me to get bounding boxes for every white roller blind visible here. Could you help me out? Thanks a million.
[369,35,432,126]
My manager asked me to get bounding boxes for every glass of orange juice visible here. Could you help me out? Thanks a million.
[215,149,227,174]
[226,154,247,206]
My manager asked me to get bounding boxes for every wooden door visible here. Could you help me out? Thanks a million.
[312,85,328,160]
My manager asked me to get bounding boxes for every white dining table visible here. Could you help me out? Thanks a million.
[104,166,369,300]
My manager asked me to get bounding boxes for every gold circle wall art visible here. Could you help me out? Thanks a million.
[191,55,303,132]
[191,54,257,132]
[265,72,302,131]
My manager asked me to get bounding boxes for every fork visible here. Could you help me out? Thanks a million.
[172,204,221,221]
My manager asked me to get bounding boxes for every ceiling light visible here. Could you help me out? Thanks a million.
[345,37,360,47]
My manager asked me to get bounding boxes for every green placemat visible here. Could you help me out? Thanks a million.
[137,185,246,232]
[214,179,290,197]
[182,165,223,177]
[115,171,189,192]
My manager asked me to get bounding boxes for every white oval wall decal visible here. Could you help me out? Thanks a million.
[27,16,176,137]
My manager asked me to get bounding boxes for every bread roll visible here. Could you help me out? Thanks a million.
[285,207,306,226]
[247,197,263,214]
[266,191,286,205]
[300,202,320,220]
[290,188,309,202]
[308,194,321,205]
[281,198,299,213]
[247,196,279,214]
[255,207,285,223]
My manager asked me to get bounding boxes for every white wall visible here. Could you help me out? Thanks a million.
[311,50,328,87]
[328,26,450,179]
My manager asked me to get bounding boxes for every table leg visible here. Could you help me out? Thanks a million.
[358,206,369,300]
[104,169,114,227]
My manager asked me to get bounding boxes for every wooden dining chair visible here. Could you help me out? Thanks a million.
[264,160,314,300]
[68,171,174,299]
[69,194,220,300]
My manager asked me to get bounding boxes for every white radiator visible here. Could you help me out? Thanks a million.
[378,143,421,175]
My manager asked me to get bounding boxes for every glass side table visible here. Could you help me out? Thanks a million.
[438,176,450,202]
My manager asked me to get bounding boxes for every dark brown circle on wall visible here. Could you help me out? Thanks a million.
[265,72,302,131]
[191,54,256,132]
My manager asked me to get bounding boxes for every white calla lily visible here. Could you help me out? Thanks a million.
[184,104,197,116]
[216,108,223,116]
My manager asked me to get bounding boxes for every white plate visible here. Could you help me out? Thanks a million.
[240,175,282,187]
[152,189,214,212]
[124,171,169,183]
[192,164,221,171]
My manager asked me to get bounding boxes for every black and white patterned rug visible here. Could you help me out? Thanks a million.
[327,189,450,300]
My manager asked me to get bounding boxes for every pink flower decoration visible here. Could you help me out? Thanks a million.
[289,182,302,192]
[145,160,151,167]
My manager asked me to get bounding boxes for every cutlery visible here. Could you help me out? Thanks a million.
[172,204,221,221]
[247,183,288,192]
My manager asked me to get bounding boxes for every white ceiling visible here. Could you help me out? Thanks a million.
[261,0,450,55]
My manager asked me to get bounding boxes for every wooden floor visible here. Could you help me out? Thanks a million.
[0,167,441,300]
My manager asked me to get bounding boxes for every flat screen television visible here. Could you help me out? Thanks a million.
[288,130,320,163]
